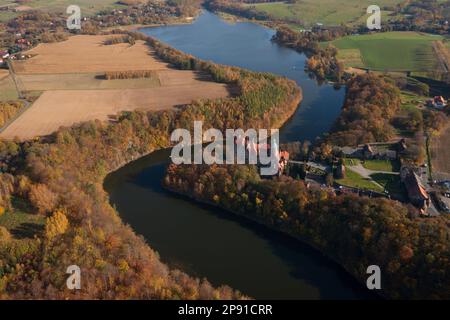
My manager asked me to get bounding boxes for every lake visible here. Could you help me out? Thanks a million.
[104,11,374,299]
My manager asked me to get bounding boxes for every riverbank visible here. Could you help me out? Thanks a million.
[163,163,450,299]
[162,182,381,299]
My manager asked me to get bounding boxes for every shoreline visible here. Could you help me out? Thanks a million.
[161,183,383,300]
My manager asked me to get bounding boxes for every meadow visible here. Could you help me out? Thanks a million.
[247,0,403,26]
[327,32,444,72]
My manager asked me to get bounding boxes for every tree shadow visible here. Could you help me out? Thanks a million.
[11,223,44,239]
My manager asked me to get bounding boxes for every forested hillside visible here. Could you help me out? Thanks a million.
[163,163,450,300]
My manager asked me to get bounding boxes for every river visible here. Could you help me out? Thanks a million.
[104,11,374,299]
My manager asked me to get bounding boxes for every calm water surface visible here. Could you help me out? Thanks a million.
[104,11,374,299]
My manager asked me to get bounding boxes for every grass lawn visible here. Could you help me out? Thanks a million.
[362,159,400,172]
[370,173,407,199]
[400,91,426,111]
[343,158,360,166]
[247,0,404,26]
[336,168,384,192]
[327,32,443,72]
[0,198,45,239]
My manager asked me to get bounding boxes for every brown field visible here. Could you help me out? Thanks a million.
[431,124,450,181]
[11,35,169,74]
[1,35,232,140]
[0,69,9,81]
[0,83,230,140]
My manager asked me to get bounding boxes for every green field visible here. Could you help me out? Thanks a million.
[247,0,404,26]
[336,48,364,68]
[327,32,444,72]
[0,0,127,22]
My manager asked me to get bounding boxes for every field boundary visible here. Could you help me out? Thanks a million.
[6,60,24,99]
[0,100,31,134]
[432,41,450,73]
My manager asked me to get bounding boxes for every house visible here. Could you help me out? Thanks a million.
[401,167,430,212]
[427,96,447,109]
[0,50,9,59]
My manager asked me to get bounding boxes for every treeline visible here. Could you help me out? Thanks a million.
[327,74,401,146]
[104,35,136,45]
[163,163,450,300]
[0,101,23,128]
[0,35,301,299]
[205,0,272,21]
[103,70,157,80]
[273,27,348,82]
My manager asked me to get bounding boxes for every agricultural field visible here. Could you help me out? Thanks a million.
[336,49,364,68]
[0,70,19,101]
[431,124,450,181]
[11,35,169,74]
[15,73,161,92]
[246,0,403,26]
[326,32,445,72]
[0,35,231,140]
[0,0,128,22]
